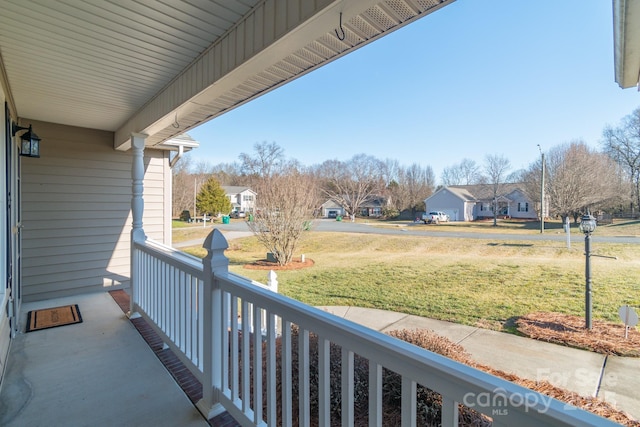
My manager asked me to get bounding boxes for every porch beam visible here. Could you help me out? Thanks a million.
[114,0,337,150]
[113,0,446,150]
[614,0,640,88]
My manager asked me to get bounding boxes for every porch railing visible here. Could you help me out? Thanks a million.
[131,230,617,427]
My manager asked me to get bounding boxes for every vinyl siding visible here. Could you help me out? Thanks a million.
[424,189,466,221]
[21,120,168,301]
[0,85,8,386]
[507,190,537,219]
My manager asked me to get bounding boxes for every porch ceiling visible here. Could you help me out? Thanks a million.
[0,0,453,151]
[614,0,640,89]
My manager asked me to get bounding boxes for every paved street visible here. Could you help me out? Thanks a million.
[175,218,640,247]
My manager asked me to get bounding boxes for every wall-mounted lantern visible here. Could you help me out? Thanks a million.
[12,123,41,158]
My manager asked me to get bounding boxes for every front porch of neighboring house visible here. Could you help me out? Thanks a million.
[3,134,621,425]
[476,198,511,219]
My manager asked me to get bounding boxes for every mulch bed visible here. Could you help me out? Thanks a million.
[479,364,640,425]
[516,312,640,357]
[254,327,640,426]
[389,330,640,425]
[244,257,314,270]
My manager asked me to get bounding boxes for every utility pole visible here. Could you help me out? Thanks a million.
[194,177,198,218]
[538,145,545,233]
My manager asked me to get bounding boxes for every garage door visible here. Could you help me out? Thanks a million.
[442,209,459,221]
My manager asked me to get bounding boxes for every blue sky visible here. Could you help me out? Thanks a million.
[189,0,640,183]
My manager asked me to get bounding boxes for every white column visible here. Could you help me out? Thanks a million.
[131,133,147,242]
[129,133,147,317]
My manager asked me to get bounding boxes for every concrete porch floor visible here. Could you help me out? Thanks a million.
[0,292,209,427]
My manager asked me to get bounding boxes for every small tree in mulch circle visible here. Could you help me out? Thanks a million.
[248,170,319,266]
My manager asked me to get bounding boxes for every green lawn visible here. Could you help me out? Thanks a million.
[180,226,640,332]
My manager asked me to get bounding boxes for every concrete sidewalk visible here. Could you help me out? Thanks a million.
[318,306,640,422]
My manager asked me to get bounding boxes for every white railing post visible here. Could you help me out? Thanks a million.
[129,133,147,318]
[197,229,229,419]
[264,270,278,334]
[267,269,278,292]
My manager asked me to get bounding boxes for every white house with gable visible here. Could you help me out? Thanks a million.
[223,186,256,214]
[425,184,542,221]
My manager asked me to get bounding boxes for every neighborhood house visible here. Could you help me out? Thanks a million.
[320,196,388,218]
[320,199,345,218]
[223,186,256,216]
[425,184,542,222]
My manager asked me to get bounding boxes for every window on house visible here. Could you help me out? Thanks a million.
[243,195,254,202]
[518,202,529,212]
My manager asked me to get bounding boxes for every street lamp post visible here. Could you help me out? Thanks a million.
[578,214,597,330]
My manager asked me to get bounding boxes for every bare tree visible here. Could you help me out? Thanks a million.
[378,159,404,215]
[460,158,482,185]
[239,141,285,179]
[399,163,435,217]
[483,154,512,226]
[248,168,319,265]
[319,154,385,219]
[545,141,625,221]
[519,158,545,220]
[210,162,246,186]
[602,107,640,214]
[440,158,482,186]
[380,159,401,188]
[192,158,215,175]
[441,165,462,186]
[171,153,195,217]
